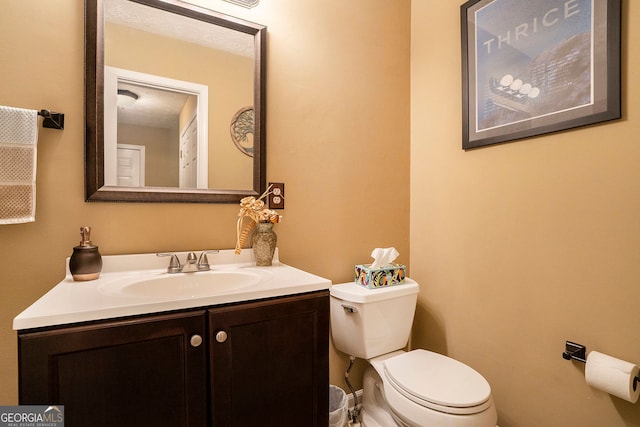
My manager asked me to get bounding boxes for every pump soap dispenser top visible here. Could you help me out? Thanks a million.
[69,226,102,281]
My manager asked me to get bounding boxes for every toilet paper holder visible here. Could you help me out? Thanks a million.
[562,341,587,363]
[562,340,640,392]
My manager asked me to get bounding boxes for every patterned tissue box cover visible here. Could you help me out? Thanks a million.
[355,264,406,288]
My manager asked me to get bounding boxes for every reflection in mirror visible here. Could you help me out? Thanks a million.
[115,84,198,188]
[105,66,209,189]
[115,83,200,188]
[85,0,266,203]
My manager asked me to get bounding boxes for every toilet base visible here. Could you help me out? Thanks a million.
[360,366,408,427]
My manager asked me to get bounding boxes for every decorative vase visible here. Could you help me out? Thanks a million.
[252,221,277,266]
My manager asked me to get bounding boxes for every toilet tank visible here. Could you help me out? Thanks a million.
[330,279,419,359]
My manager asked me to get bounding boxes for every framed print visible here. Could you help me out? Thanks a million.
[461,0,621,149]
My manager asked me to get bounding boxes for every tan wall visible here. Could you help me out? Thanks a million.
[411,1,640,426]
[0,0,409,404]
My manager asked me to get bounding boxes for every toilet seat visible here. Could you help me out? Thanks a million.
[383,349,493,416]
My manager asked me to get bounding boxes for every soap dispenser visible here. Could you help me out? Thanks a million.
[69,226,102,281]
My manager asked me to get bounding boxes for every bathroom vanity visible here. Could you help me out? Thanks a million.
[15,250,330,427]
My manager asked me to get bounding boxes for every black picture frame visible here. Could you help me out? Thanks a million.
[461,0,621,149]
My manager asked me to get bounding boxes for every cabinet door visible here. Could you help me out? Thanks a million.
[209,291,329,427]
[19,311,207,427]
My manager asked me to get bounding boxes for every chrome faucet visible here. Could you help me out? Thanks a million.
[157,250,220,273]
[182,252,198,272]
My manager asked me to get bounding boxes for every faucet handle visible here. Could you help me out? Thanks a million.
[197,250,220,271]
[157,253,182,273]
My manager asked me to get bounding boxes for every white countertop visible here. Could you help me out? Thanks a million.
[14,249,331,330]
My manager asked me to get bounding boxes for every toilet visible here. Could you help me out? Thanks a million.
[330,279,497,427]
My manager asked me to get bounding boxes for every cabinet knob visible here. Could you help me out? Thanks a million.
[190,334,203,347]
[215,330,228,343]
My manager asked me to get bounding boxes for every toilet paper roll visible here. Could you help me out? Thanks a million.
[585,351,640,403]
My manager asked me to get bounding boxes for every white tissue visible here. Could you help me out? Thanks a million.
[369,247,399,269]
[585,351,640,403]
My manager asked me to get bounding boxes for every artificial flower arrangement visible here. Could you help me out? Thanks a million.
[235,185,281,254]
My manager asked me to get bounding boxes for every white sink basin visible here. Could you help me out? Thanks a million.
[113,270,263,299]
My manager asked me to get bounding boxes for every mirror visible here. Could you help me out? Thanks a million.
[86,0,266,202]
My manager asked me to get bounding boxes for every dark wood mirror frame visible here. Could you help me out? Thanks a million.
[85,0,266,203]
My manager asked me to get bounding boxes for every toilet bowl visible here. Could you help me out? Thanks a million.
[330,280,497,427]
[366,350,497,426]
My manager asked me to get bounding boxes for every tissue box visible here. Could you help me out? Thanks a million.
[355,263,406,289]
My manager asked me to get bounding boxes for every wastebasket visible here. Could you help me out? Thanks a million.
[329,385,348,427]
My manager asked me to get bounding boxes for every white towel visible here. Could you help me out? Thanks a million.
[0,106,38,224]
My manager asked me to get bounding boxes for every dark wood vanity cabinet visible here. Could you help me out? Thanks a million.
[209,292,329,426]
[18,291,329,427]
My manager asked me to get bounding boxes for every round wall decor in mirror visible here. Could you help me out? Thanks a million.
[230,107,254,157]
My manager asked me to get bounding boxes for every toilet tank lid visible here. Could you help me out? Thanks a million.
[330,279,419,303]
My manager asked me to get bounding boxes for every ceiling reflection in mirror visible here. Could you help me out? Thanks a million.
[85,0,266,203]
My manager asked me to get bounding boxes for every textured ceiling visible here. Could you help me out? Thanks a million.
[105,0,254,57]
[117,83,192,130]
